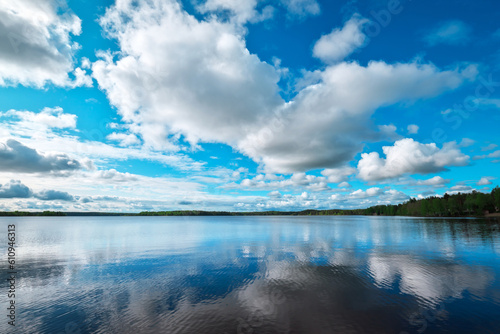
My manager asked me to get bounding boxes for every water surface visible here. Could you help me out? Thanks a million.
[1,216,500,333]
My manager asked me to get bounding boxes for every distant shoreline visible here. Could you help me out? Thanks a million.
[0,210,498,219]
[2,188,499,219]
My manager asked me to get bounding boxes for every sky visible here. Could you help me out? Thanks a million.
[0,0,499,212]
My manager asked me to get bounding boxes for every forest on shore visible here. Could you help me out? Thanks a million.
[1,187,499,218]
[354,187,500,217]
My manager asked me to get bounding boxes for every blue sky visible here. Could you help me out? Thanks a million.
[0,0,499,212]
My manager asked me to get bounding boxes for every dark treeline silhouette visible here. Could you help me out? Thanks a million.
[359,187,500,217]
[1,187,499,217]
[0,211,66,216]
[137,187,500,217]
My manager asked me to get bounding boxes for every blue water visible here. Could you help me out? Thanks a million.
[1,216,500,333]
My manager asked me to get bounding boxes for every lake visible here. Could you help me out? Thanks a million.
[1,216,500,333]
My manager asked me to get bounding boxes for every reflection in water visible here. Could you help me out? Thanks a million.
[0,216,499,333]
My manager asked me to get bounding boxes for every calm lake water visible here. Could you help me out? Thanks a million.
[1,216,500,334]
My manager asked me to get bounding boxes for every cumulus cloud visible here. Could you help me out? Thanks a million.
[1,107,77,129]
[459,138,475,147]
[255,186,410,210]
[95,169,138,182]
[93,0,472,174]
[487,150,500,158]
[481,143,498,151]
[383,189,411,202]
[0,180,74,201]
[196,0,319,24]
[268,190,282,198]
[94,0,282,151]
[239,61,470,173]
[280,0,320,18]
[0,180,32,198]
[35,189,74,201]
[448,184,474,194]
[424,20,472,46]
[357,139,469,181]
[473,150,500,160]
[349,187,383,199]
[378,124,401,140]
[321,166,356,183]
[407,124,419,134]
[0,108,204,172]
[232,172,330,191]
[197,0,274,25]
[0,0,91,87]
[106,132,141,146]
[477,177,493,186]
[0,139,81,173]
[345,188,409,204]
[313,15,368,63]
[417,176,450,187]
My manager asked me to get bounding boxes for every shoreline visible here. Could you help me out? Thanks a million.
[0,211,499,219]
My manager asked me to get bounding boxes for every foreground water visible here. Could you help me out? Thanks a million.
[1,216,500,334]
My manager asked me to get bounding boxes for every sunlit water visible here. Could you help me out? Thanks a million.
[1,216,500,334]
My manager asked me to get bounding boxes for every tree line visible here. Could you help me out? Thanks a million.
[358,187,500,217]
[1,187,499,217]
[137,187,500,217]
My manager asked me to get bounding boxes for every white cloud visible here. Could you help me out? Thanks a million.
[0,0,90,87]
[331,188,410,207]
[0,107,205,172]
[424,20,472,46]
[94,0,282,151]
[477,177,493,186]
[473,150,500,160]
[196,0,319,24]
[417,176,450,187]
[1,107,77,129]
[383,189,411,202]
[378,124,401,140]
[330,194,341,201]
[481,143,498,152]
[448,184,474,194]
[459,138,475,147]
[313,15,368,63]
[35,189,74,201]
[197,0,274,25]
[230,172,330,192]
[96,169,138,183]
[0,179,75,201]
[0,139,82,173]
[0,180,32,198]
[349,187,383,199]
[487,150,500,158]
[268,190,282,198]
[106,132,141,146]
[320,166,356,183]
[240,61,470,173]
[407,124,419,134]
[357,139,469,181]
[0,169,224,211]
[280,0,320,18]
[93,1,472,174]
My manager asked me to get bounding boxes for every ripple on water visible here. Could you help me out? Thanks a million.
[1,216,500,334]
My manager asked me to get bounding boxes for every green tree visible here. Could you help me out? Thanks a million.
[492,186,500,212]
[432,198,444,216]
